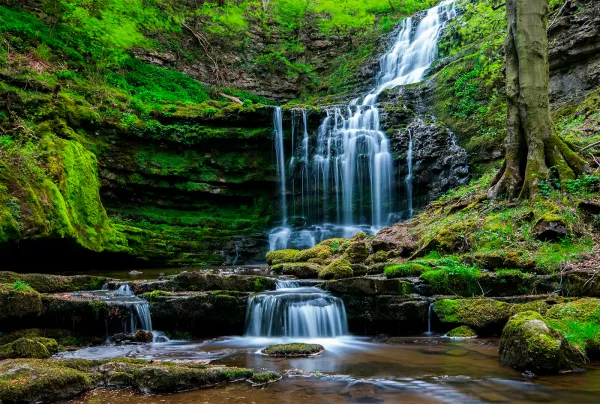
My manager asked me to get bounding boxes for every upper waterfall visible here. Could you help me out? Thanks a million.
[270,0,457,251]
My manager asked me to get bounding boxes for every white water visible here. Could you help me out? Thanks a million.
[112,284,153,333]
[405,128,414,218]
[269,0,456,250]
[244,287,348,338]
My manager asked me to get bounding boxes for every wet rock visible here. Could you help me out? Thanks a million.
[322,277,414,296]
[0,272,107,293]
[319,259,354,280]
[272,263,323,279]
[146,292,249,337]
[342,296,429,334]
[446,325,477,338]
[371,223,416,255]
[0,337,56,359]
[0,359,92,402]
[132,365,253,393]
[499,311,586,374]
[0,282,42,320]
[533,216,568,241]
[388,118,469,209]
[262,343,324,357]
[132,272,277,293]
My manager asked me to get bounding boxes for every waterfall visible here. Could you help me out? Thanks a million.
[244,287,348,338]
[268,0,456,250]
[405,128,414,218]
[274,107,287,225]
[275,279,301,289]
[111,284,153,333]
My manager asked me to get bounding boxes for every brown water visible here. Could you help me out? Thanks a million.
[63,336,600,403]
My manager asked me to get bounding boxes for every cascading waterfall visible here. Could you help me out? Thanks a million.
[268,0,457,250]
[405,128,414,218]
[112,284,153,333]
[244,286,348,338]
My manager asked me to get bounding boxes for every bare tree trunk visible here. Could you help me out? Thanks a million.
[488,0,587,199]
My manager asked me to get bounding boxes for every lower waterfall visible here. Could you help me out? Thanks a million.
[244,284,348,338]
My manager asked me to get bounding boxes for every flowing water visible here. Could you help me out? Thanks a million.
[268,0,457,250]
[244,286,348,338]
[91,283,153,334]
[66,337,600,403]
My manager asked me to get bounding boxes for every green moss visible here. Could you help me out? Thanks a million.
[421,265,481,295]
[0,282,42,319]
[266,249,300,265]
[446,325,477,338]
[433,298,511,330]
[0,359,92,402]
[318,259,353,280]
[272,262,322,279]
[499,311,586,374]
[140,290,173,302]
[295,245,333,265]
[250,371,281,385]
[384,263,430,278]
[263,343,324,357]
[343,239,369,264]
[0,338,52,359]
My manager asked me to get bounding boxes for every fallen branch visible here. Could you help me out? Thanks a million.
[219,92,243,104]
[580,140,600,153]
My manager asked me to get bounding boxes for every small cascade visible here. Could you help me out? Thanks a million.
[426,301,434,335]
[244,287,348,338]
[275,279,301,289]
[405,128,414,218]
[232,240,240,266]
[267,0,457,251]
[110,283,153,333]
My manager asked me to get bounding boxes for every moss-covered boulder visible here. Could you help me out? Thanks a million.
[343,239,369,264]
[272,262,323,279]
[545,298,600,358]
[262,343,324,357]
[499,311,586,374]
[0,359,92,402]
[0,328,72,345]
[319,259,354,280]
[0,272,107,293]
[249,371,281,386]
[266,249,299,265]
[446,325,477,338]
[0,282,43,320]
[432,298,548,333]
[0,337,56,359]
[132,365,253,393]
[295,245,333,265]
[385,263,430,278]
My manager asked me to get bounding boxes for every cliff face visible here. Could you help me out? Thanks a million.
[1,0,599,269]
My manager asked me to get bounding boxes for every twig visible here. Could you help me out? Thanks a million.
[219,92,243,104]
[548,0,569,32]
[580,140,600,153]
[181,22,222,84]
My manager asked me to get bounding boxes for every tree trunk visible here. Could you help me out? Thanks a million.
[488,0,587,199]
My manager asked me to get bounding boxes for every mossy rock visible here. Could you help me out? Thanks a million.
[0,283,43,320]
[545,298,600,323]
[266,249,299,265]
[433,298,511,331]
[343,239,369,264]
[385,263,430,278]
[0,337,56,359]
[249,371,281,386]
[317,238,350,254]
[365,250,391,265]
[0,272,107,293]
[262,343,324,357]
[322,277,413,296]
[446,325,477,338]
[271,262,323,279]
[499,311,586,374]
[295,245,333,265]
[171,272,277,292]
[545,298,600,357]
[420,265,481,296]
[132,365,253,393]
[0,328,71,345]
[319,259,354,280]
[0,359,92,402]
